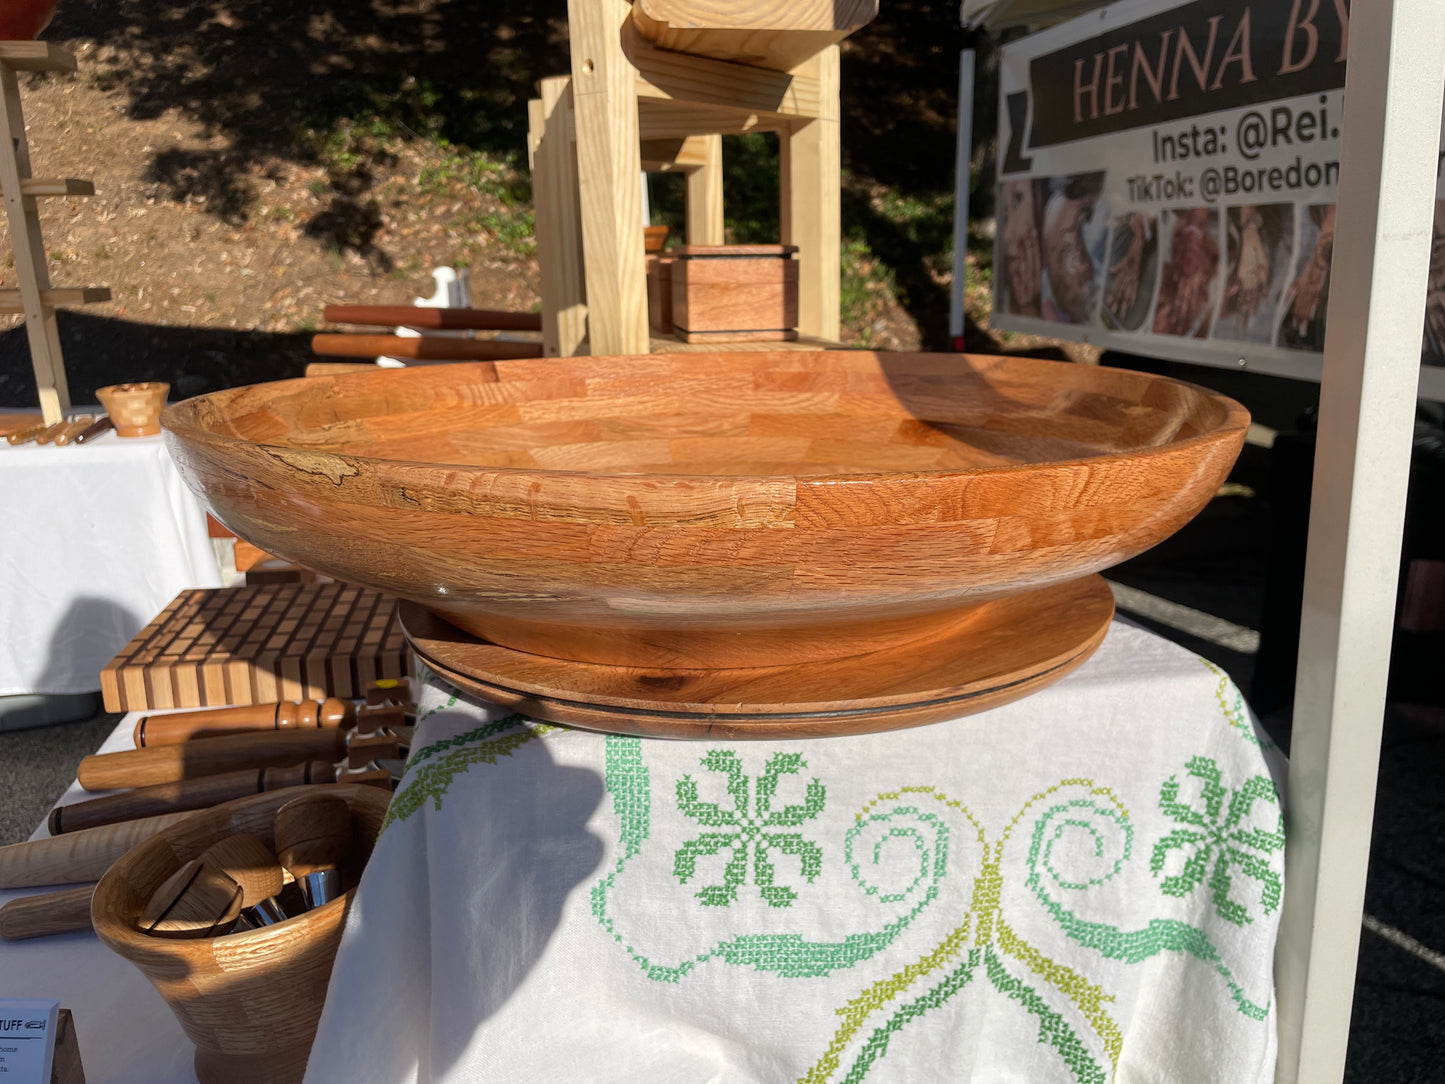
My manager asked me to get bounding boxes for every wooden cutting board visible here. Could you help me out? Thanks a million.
[101,583,410,711]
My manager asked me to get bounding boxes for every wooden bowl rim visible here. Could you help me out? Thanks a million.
[161,352,1251,484]
[91,784,388,961]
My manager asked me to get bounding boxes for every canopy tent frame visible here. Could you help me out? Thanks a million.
[947,2,1445,1082]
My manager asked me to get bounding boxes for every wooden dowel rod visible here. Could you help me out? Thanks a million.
[311,334,543,361]
[322,305,542,331]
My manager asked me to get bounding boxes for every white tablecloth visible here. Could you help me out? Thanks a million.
[0,715,197,1083]
[0,431,222,697]
[0,623,1286,1084]
[311,622,1287,1084]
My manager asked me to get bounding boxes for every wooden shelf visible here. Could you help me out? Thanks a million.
[0,42,76,72]
[1,177,95,198]
[631,0,877,72]
[0,286,111,313]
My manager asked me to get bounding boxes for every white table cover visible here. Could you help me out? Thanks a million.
[309,622,1286,1084]
[0,716,198,1083]
[0,432,222,697]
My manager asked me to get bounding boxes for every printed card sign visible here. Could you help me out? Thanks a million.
[0,999,59,1083]
[991,0,1445,378]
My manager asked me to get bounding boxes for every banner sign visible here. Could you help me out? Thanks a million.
[991,0,1445,379]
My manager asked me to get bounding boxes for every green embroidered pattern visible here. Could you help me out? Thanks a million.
[674,750,825,908]
[406,713,528,770]
[1201,659,1274,751]
[800,775,1279,1083]
[1151,757,1284,926]
[380,716,561,832]
[592,737,954,983]
[801,783,1121,1084]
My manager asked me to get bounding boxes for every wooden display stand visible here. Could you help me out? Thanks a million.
[0,42,110,425]
[528,0,874,356]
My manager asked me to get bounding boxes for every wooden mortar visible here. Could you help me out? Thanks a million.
[90,784,388,1084]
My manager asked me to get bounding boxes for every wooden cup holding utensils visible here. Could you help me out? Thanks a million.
[92,784,388,1084]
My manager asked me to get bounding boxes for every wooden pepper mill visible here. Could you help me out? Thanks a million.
[274,795,353,909]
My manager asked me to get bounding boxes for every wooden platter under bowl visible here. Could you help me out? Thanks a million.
[400,575,1114,739]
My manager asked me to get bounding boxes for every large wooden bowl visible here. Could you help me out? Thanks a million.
[163,351,1246,673]
[91,785,388,1084]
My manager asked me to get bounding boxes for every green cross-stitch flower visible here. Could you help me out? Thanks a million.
[673,750,825,908]
[1150,756,1284,925]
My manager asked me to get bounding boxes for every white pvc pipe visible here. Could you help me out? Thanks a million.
[1274,1,1445,1081]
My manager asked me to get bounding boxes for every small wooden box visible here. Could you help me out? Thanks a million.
[669,244,798,343]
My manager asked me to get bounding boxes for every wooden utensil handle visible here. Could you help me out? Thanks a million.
[0,811,195,889]
[133,698,354,746]
[0,884,95,940]
[50,760,338,834]
[78,729,348,791]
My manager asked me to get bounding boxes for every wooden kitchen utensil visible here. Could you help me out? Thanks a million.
[0,811,195,888]
[51,413,95,445]
[50,760,338,834]
[274,794,353,908]
[33,417,69,444]
[198,834,288,927]
[92,784,388,1084]
[0,883,95,940]
[71,415,113,443]
[133,697,355,747]
[77,728,351,791]
[139,859,243,938]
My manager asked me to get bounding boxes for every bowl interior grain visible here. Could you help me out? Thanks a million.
[168,351,1236,478]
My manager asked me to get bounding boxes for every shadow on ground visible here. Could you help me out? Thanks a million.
[0,312,313,407]
[48,0,974,349]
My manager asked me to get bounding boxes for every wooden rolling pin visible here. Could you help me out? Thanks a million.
[322,304,543,331]
[0,884,95,940]
[51,415,95,446]
[0,811,194,888]
[50,760,338,834]
[133,697,355,747]
[311,333,543,362]
[72,416,113,444]
[32,419,69,445]
[78,728,351,791]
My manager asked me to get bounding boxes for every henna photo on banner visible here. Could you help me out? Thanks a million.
[1153,207,1221,339]
[1280,203,1334,352]
[1101,212,1158,333]
[1215,203,1293,345]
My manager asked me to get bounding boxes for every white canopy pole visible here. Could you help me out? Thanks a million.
[948,43,976,348]
[1274,1,1445,1081]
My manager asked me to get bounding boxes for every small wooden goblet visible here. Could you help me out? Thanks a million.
[95,381,169,437]
[91,784,387,1084]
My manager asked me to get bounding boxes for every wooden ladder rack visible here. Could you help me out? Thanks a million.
[0,41,111,424]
